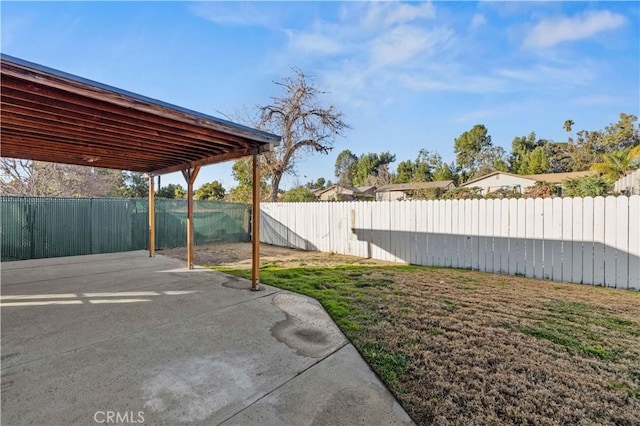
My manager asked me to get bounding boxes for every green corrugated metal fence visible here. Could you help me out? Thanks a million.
[0,197,250,261]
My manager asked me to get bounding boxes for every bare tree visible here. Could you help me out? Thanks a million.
[258,68,349,201]
[1,158,121,197]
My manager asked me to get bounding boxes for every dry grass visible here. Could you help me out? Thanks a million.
[379,269,640,425]
[167,243,640,425]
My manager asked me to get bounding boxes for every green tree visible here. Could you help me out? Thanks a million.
[432,162,456,182]
[395,149,444,184]
[394,160,417,184]
[352,152,396,186]
[543,142,573,173]
[569,114,639,171]
[509,132,538,173]
[157,183,186,199]
[563,175,612,197]
[334,150,359,185]
[454,124,492,177]
[571,129,604,170]
[194,181,226,201]
[590,148,634,180]
[304,177,327,190]
[602,113,639,151]
[258,68,349,201]
[520,146,549,175]
[111,171,149,198]
[474,145,508,178]
[281,185,316,202]
[228,156,272,203]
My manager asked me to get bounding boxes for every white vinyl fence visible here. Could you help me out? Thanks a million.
[261,196,640,290]
[615,169,640,195]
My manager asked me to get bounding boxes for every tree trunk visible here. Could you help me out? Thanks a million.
[270,171,283,202]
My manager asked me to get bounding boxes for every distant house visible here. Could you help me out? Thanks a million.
[614,169,640,195]
[315,184,376,201]
[460,171,595,195]
[355,185,377,198]
[376,181,455,201]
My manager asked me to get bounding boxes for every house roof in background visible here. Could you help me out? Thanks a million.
[523,171,594,183]
[461,170,596,187]
[461,171,526,187]
[314,184,361,196]
[355,185,376,193]
[376,181,454,192]
[0,54,280,175]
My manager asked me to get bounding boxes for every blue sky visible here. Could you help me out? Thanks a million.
[2,1,639,191]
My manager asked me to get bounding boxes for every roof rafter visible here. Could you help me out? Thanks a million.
[0,54,280,174]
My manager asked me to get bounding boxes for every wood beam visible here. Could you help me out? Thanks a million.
[1,67,280,145]
[251,154,261,291]
[1,86,249,149]
[182,166,201,269]
[148,174,155,257]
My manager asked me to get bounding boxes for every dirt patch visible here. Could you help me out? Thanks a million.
[159,242,394,268]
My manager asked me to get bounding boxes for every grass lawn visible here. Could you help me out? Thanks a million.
[211,263,640,425]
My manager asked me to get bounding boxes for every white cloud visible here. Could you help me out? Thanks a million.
[496,63,595,86]
[451,108,505,124]
[384,2,436,27]
[572,94,619,106]
[399,73,506,94]
[286,30,345,55]
[470,14,487,30]
[190,2,281,28]
[524,10,627,48]
[370,25,454,67]
[361,1,436,29]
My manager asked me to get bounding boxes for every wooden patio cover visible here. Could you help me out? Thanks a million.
[0,54,280,289]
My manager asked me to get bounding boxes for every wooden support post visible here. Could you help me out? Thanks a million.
[251,154,260,291]
[182,166,201,270]
[148,174,155,257]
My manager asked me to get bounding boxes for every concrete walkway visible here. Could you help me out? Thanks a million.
[1,251,413,425]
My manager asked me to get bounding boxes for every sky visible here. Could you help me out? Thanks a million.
[2,1,639,191]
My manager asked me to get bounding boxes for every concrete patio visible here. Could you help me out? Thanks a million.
[0,251,412,425]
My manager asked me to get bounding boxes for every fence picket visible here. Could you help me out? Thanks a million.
[508,199,519,275]
[582,197,595,285]
[524,198,535,278]
[485,200,495,273]
[628,196,640,290]
[604,196,617,287]
[571,198,584,284]
[463,200,473,269]
[451,200,460,268]
[477,199,487,272]
[593,197,606,285]
[561,198,573,283]
[426,200,435,266]
[615,196,629,288]
[500,198,510,274]
[492,199,502,273]
[533,199,544,279]
[470,199,479,270]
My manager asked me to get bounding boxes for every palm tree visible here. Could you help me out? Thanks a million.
[563,119,575,143]
[590,148,633,180]
[629,144,640,162]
